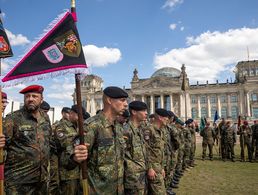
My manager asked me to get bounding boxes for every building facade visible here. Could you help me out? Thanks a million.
[75,60,258,121]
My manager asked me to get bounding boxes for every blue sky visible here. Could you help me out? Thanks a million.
[1,0,258,107]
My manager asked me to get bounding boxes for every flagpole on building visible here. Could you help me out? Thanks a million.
[71,1,89,195]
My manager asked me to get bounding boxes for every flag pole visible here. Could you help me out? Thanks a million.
[70,1,89,195]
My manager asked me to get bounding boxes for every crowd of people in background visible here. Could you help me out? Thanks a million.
[201,118,258,163]
[0,84,257,195]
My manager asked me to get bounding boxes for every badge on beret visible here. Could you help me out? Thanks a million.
[144,135,150,140]
[57,132,64,138]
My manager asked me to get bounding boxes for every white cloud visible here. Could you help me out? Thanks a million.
[47,77,75,101]
[180,26,184,31]
[154,27,258,82]
[169,23,177,30]
[5,29,30,46]
[83,44,122,67]
[162,0,184,9]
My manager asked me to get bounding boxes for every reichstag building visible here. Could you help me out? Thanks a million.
[75,60,258,121]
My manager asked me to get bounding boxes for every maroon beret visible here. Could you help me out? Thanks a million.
[19,85,44,94]
[1,92,7,99]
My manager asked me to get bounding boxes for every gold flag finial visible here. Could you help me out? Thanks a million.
[71,0,76,8]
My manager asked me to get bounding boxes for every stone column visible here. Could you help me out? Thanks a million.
[150,95,154,114]
[207,95,211,118]
[217,95,221,117]
[227,94,231,118]
[86,98,91,113]
[170,94,173,111]
[179,93,185,119]
[197,95,201,118]
[246,92,251,117]
[238,90,244,115]
[160,94,164,109]
[186,92,191,119]
[90,96,96,115]
[141,95,145,102]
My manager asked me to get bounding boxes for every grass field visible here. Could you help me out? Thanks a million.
[174,143,258,195]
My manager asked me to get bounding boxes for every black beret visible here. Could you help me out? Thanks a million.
[129,101,147,111]
[149,114,155,119]
[155,108,169,117]
[185,118,194,125]
[167,111,175,118]
[122,110,130,118]
[62,107,71,113]
[71,105,89,120]
[175,117,185,125]
[40,101,50,111]
[103,86,128,99]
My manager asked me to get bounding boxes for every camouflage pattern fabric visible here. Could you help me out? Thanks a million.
[3,107,52,191]
[175,126,185,173]
[182,127,191,169]
[84,111,125,195]
[55,118,80,195]
[143,124,166,195]
[5,181,48,195]
[123,121,148,193]
[221,125,236,160]
[189,126,196,164]
[239,125,252,161]
[201,126,215,159]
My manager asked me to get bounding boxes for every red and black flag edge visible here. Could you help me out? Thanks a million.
[2,11,87,86]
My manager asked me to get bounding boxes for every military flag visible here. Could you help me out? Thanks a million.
[213,110,219,124]
[2,11,87,85]
[0,10,13,58]
[199,117,206,132]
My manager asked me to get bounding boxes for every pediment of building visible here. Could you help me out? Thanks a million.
[132,77,180,89]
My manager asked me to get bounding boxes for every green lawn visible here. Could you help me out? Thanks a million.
[174,144,258,195]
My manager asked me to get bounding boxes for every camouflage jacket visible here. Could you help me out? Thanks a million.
[182,127,192,148]
[143,123,165,172]
[123,121,147,189]
[222,125,236,143]
[167,123,180,151]
[201,127,215,143]
[238,125,252,143]
[84,111,125,195]
[55,118,80,180]
[3,107,52,186]
[189,126,196,143]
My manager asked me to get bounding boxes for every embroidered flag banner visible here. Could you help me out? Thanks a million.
[0,10,13,58]
[2,11,87,85]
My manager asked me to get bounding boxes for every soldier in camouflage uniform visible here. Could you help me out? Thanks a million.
[123,101,148,195]
[83,86,128,194]
[200,122,216,160]
[55,105,89,195]
[143,108,169,195]
[0,92,8,155]
[174,121,185,179]
[238,121,252,162]
[166,111,179,195]
[49,107,71,195]
[2,85,52,194]
[251,121,258,161]
[182,120,192,171]
[188,119,197,167]
[221,121,236,162]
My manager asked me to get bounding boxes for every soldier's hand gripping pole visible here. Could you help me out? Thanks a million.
[71,1,89,194]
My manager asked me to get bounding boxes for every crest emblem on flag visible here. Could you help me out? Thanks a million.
[0,36,10,53]
[42,44,64,63]
[55,30,81,57]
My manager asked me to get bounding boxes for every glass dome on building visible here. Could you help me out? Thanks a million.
[151,67,181,78]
